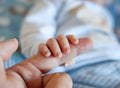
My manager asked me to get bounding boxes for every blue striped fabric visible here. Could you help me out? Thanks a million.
[67,61,120,88]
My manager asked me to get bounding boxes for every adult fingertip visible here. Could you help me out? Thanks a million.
[11,38,19,47]
[0,38,19,61]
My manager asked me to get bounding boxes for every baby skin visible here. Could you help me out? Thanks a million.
[0,35,92,88]
[38,34,90,67]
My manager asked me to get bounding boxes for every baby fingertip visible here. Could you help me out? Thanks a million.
[73,38,79,44]
[44,51,51,57]
[55,52,62,58]
[64,47,71,53]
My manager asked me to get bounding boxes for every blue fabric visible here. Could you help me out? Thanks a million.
[67,61,120,88]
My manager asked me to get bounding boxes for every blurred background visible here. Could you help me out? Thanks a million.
[0,0,120,40]
[0,0,120,67]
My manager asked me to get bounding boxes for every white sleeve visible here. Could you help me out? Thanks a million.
[57,1,113,36]
[57,1,117,48]
[20,0,59,57]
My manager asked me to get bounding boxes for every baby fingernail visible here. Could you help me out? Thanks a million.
[44,51,50,57]
[64,47,70,53]
[73,39,79,44]
[56,52,62,57]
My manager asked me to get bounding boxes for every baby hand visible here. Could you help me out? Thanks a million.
[38,34,79,67]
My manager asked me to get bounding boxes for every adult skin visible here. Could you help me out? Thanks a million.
[0,38,93,88]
